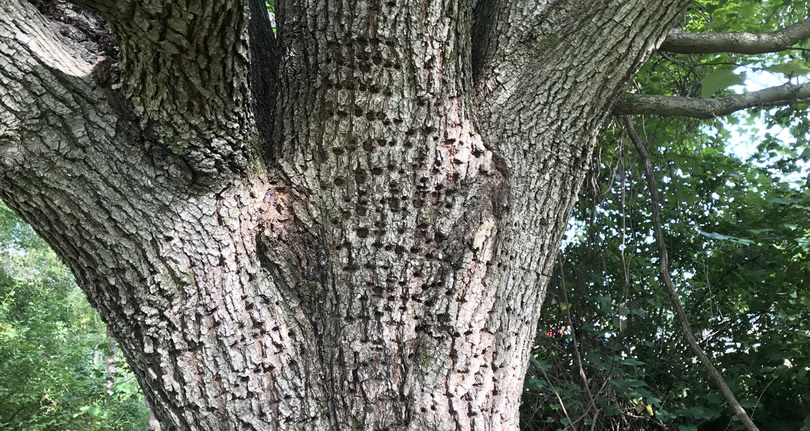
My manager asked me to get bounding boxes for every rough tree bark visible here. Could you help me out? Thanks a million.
[0,0,692,429]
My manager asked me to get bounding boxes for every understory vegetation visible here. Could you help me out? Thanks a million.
[522,1,810,430]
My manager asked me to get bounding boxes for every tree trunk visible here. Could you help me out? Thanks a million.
[0,0,689,429]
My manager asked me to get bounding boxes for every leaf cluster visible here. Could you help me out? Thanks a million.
[0,203,150,431]
[521,3,810,430]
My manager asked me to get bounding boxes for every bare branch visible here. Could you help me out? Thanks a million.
[661,18,810,54]
[624,116,760,431]
[615,82,810,118]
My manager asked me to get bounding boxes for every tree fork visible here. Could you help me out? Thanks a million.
[1,0,691,429]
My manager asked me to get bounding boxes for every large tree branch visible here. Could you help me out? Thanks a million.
[0,0,194,191]
[0,0,97,172]
[661,18,810,54]
[615,82,810,118]
[61,0,263,178]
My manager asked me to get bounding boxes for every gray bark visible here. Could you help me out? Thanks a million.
[661,18,810,54]
[0,0,690,429]
[616,82,810,118]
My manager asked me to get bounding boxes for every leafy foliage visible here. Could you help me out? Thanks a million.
[0,203,150,431]
[521,1,810,430]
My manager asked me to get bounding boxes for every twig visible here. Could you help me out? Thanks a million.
[537,362,577,431]
[750,376,778,419]
[622,116,760,431]
[558,254,601,430]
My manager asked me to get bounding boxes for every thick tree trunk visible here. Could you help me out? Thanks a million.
[0,0,689,429]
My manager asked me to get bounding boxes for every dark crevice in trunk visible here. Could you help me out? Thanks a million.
[249,0,279,162]
[28,0,119,64]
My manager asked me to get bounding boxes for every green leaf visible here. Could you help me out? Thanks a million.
[619,358,646,367]
[524,377,547,392]
[700,70,746,98]
[604,404,621,417]
[766,62,810,77]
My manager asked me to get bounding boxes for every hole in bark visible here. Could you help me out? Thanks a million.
[363,140,375,152]
[357,227,369,238]
[371,167,383,175]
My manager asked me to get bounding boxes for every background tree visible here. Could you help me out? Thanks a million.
[0,0,808,429]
